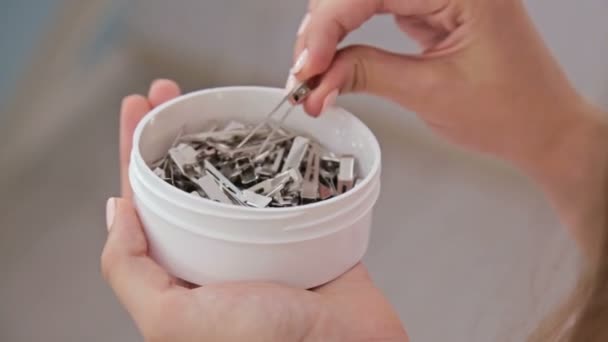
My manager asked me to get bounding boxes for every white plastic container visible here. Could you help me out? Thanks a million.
[129,86,381,289]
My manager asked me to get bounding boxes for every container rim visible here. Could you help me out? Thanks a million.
[131,86,382,214]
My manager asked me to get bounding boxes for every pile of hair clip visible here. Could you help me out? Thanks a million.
[150,82,360,208]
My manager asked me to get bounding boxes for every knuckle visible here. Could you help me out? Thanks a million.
[335,45,370,93]
[100,245,115,282]
[100,240,122,284]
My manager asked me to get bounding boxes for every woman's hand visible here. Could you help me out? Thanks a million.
[291,0,608,252]
[102,79,408,342]
[292,0,592,167]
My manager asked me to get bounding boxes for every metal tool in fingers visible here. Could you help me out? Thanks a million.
[236,81,313,152]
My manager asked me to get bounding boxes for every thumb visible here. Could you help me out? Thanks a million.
[303,45,444,116]
[101,198,182,322]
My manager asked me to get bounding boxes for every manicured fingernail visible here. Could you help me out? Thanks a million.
[291,48,309,74]
[285,74,296,91]
[297,13,311,36]
[106,198,116,231]
[321,89,339,114]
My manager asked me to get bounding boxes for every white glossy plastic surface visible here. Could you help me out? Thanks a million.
[129,86,382,289]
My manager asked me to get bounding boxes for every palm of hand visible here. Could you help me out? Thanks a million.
[102,80,407,342]
[148,266,405,342]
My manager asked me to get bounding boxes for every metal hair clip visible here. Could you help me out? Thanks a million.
[236,81,313,151]
[337,156,355,194]
[203,160,272,208]
[195,174,233,204]
[282,136,309,173]
[153,117,361,208]
[301,145,320,201]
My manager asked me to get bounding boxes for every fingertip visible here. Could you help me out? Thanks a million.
[300,54,349,117]
[119,95,150,201]
[148,79,181,107]
[151,78,173,87]
[302,97,323,117]
[303,88,339,118]
[120,95,151,130]
[121,94,149,115]
[150,78,180,91]
[293,10,345,81]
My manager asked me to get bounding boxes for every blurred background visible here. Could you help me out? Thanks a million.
[0,0,606,341]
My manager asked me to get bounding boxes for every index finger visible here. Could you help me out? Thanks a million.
[294,0,447,80]
[120,80,181,199]
[120,95,152,199]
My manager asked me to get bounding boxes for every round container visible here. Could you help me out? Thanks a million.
[130,86,382,289]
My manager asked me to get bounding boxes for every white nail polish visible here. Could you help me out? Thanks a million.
[106,198,116,231]
[297,13,311,36]
[285,74,296,91]
[291,49,309,74]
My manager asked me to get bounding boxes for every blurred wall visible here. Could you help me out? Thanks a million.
[0,0,59,107]
[0,0,138,185]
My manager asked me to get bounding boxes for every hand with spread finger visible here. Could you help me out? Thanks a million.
[289,0,608,250]
[102,79,408,342]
